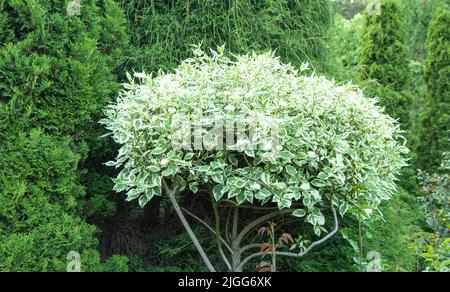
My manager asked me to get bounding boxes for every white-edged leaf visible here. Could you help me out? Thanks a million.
[292,209,306,218]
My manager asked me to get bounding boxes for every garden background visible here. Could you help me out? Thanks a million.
[0,0,448,272]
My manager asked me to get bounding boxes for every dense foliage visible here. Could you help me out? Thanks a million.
[0,0,128,271]
[119,0,333,73]
[102,48,408,244]
[0,0,128,138]
[359,0,411,121]
[418,155,450,272]
[0,130,128,271]
[0,0,448,272]
[418,5,450,172]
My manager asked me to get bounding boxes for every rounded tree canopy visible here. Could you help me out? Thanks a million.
[101,47,408,235]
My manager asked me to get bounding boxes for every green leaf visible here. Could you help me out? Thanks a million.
[303,195,312,208]
[339,201,350,216]
[291,139,302,147]
[162,164,178,176]
[255,188,271,200]
[149,175,161,187]
[259,172,270,184]
[280,150,295,159]
[314,225,322,236]
[139,195,149,208]
[228,155,238,167]
[147,165,160,172]
[153,186,162,196]
[189,182,198,193]
[233,178,247,188]
[307,210,325,226]
[104,161,117,167]
[197,165,210,172]
[212,174,224,184]
[126,71,132,81]
[244,149,255,158]
[292,209,306,218]
[296,152,307,160]
[317,171,329,180]
[285,165,298,176]
[134,119,143,130]
[113,183,128,192]
[213,184,224,201]
[228,187,240,199]
[151,147,165,155]
[244,190,254,203]
[210,160,225,170]
[145,188,155,200]
[300,182,310,191]
[236,191,246,205]
[311,178,327,188]
[126,189,140,201]
[249,182,261,190]
[310,189,320,201]
[184,153,194,160]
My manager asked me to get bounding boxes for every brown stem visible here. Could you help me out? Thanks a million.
[237,206,339,271]
[234,209,294,246]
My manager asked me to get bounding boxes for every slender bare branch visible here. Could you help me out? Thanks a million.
[239,243,260,254]
[225,208,232,243]
[232,207,239,241]
[162,178,216,272]
[181,207,232,253]
[237,206,339,271]
[234,209,294,246]
[231,206,241,271]
[211,196,232,271]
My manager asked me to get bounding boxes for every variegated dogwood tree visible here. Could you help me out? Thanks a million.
[101,47,408,272]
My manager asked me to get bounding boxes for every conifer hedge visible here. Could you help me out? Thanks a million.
[359,0,411,124]
[418,5,450,172]
[0,0,129,271]
[119,0,333,73]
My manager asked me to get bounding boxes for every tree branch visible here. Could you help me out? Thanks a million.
[162,178,216,272]
[181,207,232,253]
[234,209,294,246]
[239,243,260,254]
[232,207,239,241]
[225,208,232,243]
[210,195,232,271]
[237,205,339,271]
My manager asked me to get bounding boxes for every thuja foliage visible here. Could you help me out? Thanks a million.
[0,0,127,139]
[329,14,364,82]
[360,0,409,90]
[119,0,333,73]
[418,5,450,172]
[402,0,447,61]
[0,0,129,271]
[0,130,128,271]
[358,0,417,192]
[359,0,412,126]
[103,48,408,253]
